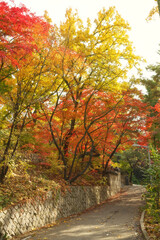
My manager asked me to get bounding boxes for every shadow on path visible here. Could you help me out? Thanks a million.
[16,185,145,240]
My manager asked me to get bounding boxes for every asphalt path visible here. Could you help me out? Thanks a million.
[18,185,145,240]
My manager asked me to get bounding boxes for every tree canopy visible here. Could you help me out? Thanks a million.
[0,1,157,184]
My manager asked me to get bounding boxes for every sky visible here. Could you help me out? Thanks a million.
[12,0,160,77]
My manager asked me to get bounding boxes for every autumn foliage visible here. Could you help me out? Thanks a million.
[0,1,155,184]
[0,1,50,68]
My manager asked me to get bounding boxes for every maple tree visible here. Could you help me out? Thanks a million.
[14,7,145,184]
[0,1,56,183]
[30,86,148,183]
[83,88,148,174]
[0,3,150,185]
[0,1,50,81]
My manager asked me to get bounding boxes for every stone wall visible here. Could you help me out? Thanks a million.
[0,172,121,239]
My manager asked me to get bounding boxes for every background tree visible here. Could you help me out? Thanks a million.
[141,53,160,148]
[156,0,160,15]
[147,0,160,20]
[114,148,149,184]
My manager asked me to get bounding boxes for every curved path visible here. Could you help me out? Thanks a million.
[19,185,145,240]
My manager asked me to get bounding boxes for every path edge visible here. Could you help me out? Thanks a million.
[140,210,150,240]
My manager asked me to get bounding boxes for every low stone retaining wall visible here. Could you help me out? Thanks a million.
[0,173,121,239]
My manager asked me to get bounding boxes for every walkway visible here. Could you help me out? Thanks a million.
[19,185,145,240]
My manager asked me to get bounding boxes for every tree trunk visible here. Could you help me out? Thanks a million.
[130,171,133,183]
[0,165,8,183]
[103,139,121,175]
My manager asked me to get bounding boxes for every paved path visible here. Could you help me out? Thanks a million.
[19,185,145,240]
